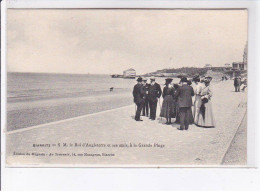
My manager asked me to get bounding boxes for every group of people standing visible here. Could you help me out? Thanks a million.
[133,77,162,121]
[133,75,216,130]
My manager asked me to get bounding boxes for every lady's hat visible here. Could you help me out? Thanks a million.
[136,77,143,82]
[205,76,212,81]
[200,75,206,82]
[204,76,212,83]
[192,76,200,82]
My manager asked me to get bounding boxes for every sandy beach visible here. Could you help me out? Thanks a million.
[6,80,247,166]
[222,111,247,165]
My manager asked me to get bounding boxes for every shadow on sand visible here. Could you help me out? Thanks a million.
[157,117,179,128]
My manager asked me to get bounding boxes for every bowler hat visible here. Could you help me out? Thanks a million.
[165,78,173,85]
[136,77,142,82]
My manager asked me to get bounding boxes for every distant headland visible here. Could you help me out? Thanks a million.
[143,62,247,79]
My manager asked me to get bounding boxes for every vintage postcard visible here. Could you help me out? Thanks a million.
[5,9,248,167]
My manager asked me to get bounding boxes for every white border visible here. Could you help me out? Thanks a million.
[1,0,260,190]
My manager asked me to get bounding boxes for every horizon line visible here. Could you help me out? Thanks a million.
[7,65,230,75]
[7,71,112,75]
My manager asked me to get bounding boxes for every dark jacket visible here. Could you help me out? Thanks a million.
[148,82,162,102]
[133,83,145,104]
[174,84,194,108]
[234,78,241,86]
[143,83,150,99]
[162,86,175,98]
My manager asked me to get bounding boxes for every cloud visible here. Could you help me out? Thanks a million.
[7,9,247,74]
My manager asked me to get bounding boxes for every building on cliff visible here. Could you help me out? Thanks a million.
[123,68,136,79]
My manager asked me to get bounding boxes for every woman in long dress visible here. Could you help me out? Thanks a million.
[160,78,176,125]
[193,76,203,125]
[196,77,216,128]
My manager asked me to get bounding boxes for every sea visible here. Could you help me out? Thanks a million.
[7,72,177,103]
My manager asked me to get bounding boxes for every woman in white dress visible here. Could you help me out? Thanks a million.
[193,76,203,125]
[196,77,216,128]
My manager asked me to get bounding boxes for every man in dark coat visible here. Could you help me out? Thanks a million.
[174,77,194,130]
[234,76,241,92]
[133,77,145,121]
[173,83,180,124]
[148,77,162,120]
[142,78,150,117]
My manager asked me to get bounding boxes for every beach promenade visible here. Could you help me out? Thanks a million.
[6,80,247,166]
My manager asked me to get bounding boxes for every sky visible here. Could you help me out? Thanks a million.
[7,9,248,75]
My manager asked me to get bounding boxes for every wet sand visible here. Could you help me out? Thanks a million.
[7,91,133,131]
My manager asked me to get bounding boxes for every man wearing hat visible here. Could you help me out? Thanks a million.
[234,75,241,92]
[148,76,162,120]
[142,77,150,117]
[174,77,194,130]
[133,77,145,121]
